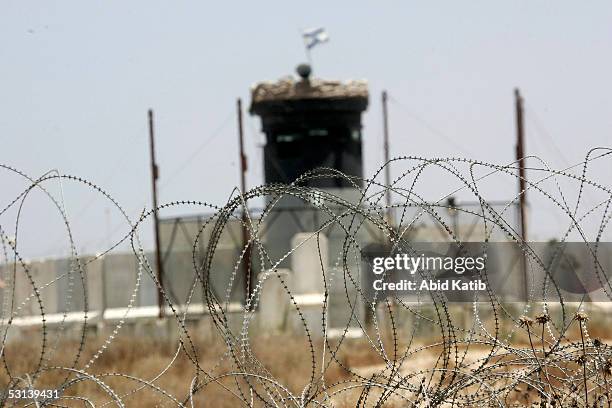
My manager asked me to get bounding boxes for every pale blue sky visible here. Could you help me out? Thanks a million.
[2,2,612,257]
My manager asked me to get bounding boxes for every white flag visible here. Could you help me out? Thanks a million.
[303,27,329,50]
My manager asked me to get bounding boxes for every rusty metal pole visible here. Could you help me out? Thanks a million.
[377,90,395,330]
[237,99,252,310]
[148,109,165,318]
[514,89,528,300]
[382,91,392,226]
[515,89,527,242]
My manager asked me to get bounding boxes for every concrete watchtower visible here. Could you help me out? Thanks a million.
[250,64,369,189]
[249,64,370,271]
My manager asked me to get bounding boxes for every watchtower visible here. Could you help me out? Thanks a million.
[250,64,369,188]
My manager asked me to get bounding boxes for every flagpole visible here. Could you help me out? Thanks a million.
[305,46,313,67]
[299,28,311,67]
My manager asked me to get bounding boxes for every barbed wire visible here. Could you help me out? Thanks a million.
[1,150,612,407]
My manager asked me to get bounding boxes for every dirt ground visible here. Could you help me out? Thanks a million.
[1,319,611,407]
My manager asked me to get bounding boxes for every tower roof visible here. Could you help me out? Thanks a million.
[250,64,369,115]
[251,77,368,105]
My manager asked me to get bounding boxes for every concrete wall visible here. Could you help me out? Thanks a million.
[0,203,533,343]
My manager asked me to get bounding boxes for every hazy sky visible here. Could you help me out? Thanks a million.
[2,2,612,258]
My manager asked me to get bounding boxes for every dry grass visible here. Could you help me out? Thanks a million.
[0,329,399,407]
[2,312,611,407]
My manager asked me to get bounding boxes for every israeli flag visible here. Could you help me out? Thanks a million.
[303,27,329,50]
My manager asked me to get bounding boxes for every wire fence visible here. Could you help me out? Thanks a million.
[2,150,612,406]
